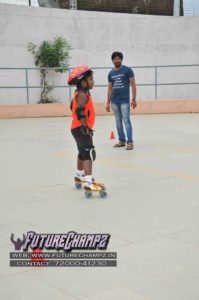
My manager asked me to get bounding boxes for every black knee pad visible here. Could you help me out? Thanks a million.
[79,147,96,161]
[90,148,96,161]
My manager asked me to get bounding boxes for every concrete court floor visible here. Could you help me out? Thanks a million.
[0,113,199,300]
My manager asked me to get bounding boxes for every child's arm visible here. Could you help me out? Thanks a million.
[76,92,90,132]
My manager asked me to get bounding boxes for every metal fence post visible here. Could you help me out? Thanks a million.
[68,69,72,102]
[25,68,30,104]
[155,66,157,100]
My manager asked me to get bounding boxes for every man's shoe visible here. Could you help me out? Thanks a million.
[113,141,126,148]
[126,143,134,150]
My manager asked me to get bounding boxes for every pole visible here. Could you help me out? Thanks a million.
[25,69,30,104]
[155,66,157,100]
[173,0,180,16]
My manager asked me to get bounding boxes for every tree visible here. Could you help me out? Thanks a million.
[28,36,72,103]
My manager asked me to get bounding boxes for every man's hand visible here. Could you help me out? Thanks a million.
[107,83,112,112]
[131,99,137,109]
[106,104,111,112]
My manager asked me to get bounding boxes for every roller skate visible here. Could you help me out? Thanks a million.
[84,181,107,199]
[74,176,106,191]
[74,175,84,190]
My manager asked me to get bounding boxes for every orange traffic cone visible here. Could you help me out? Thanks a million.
[110,131,115,140]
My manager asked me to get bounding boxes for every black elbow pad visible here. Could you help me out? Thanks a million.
[76,106,86,120]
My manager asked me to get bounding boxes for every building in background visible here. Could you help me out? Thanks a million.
[0,0,199,16]
[57,0,183,16]
[183,0,199,16]
[0,0,39,6]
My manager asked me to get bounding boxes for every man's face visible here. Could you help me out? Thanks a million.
[112,56,122,68]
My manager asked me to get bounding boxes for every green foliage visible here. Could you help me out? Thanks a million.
[28,36,72,71]
[28,36,72,103]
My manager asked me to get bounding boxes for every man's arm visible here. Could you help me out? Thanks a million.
[106,82,112,112]
[129,77,137,109]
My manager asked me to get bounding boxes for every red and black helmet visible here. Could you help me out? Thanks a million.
[68,65,92,85]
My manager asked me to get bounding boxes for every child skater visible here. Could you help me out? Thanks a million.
[68,65,106,198]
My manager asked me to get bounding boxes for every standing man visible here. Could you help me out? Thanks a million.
[106,52,137,150]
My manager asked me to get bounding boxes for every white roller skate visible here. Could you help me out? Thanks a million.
[74,175,85,190]
[84,181,107,199]
[75,176,106,192]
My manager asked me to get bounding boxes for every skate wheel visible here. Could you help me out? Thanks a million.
[75,183,82,190]
[99,191,107,198]
[85,192,93,199]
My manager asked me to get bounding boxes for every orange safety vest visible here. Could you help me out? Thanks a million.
[71,91,95,129]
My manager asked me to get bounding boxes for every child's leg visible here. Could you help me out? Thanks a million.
[78,136,95,184]
[76,151,92,182]
[83,160,92,176]
[83,160,92,184]
[76,156,84,177]
[77,157,83,170]
[72,127,96,185]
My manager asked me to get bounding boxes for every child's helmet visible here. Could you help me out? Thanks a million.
[68,65,92,85]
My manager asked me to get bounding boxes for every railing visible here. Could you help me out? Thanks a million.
[0,64,199,104]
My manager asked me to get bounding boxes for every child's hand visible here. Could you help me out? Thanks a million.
[80,126,93,137]
[80,125,88,135]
